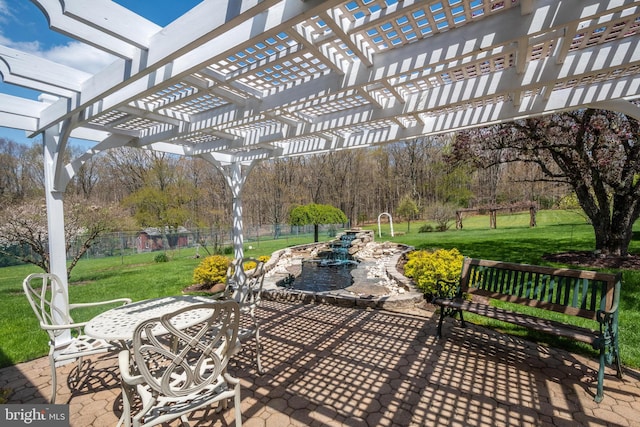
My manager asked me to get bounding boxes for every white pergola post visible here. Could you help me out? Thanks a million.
[222,161,257,261]
[230,162,245,262]
[43,123,71,342]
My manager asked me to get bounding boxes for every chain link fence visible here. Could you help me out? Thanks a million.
[71,223,346,260]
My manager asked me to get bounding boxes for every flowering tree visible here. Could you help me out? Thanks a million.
[453,108,640,257]
[0,197,122,276]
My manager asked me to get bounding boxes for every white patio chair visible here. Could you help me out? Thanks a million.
[117,300,242,427]
[225,257,266,374]
[22,272,132,403]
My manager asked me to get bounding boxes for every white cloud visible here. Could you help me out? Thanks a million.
[0,0,116,75]
[0,0,10,17]
[1,33,114,74]
[0,36,42,54]
[43,42,116,74]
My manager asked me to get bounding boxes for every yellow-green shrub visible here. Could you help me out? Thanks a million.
[242,260,257,271]
[193,255,230,285]
[238,255,269,272]
[404,248,463,295]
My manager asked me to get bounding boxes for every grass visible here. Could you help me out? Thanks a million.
[1,209,639,371]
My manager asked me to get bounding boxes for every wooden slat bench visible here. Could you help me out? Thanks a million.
[432,257,623,402]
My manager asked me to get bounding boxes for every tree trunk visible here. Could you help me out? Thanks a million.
[584,194,638,257]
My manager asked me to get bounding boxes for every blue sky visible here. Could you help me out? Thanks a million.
[0,0,201,147]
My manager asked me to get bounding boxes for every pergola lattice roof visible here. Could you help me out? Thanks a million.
[2,0,640,170]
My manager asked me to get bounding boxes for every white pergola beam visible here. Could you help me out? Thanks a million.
[31,0,145,58]
[0,46,89,93]
[56,0,159,49]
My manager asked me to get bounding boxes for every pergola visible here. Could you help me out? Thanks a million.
[2,0,640,313]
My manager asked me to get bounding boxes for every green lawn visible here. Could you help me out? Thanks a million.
[1,209,639,372]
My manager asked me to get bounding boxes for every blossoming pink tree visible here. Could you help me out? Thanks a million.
[453,108,640,257]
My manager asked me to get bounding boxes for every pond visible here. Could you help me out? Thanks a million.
[280,260,357,293]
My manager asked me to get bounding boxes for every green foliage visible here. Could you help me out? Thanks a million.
[397,194,420,232]
[404,248,464,295]
[289,203,348,226]
[192,255,230,285]
[0,388,10,404]
[557,193,581,210]
[397,195,419,220]
[154,253,169,263]
[124,184,193,233]
[434,163,474,206]
[418,224,434,233]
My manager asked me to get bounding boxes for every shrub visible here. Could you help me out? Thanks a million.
[403,248,463,296]
[426,203,455,232]
[154,253,169,263]
[235,255,270,272]
[418,224,434,233]
[193,255,230,285]
[242,260,257,271]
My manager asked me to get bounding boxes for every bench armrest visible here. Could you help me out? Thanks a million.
[597,304,619,324]
[596,278,621,324]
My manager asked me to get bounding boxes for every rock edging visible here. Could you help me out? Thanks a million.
[260,233,423,312]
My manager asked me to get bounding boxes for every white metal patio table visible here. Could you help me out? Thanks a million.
[84,295,217,344]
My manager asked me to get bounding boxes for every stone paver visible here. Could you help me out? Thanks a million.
[2,300,639,426]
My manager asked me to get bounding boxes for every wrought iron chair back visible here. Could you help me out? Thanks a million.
[118,300,242,427]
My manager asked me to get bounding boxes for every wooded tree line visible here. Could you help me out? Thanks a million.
[4,107,640,263]
[0,130,569,274]
[0,134,567,233]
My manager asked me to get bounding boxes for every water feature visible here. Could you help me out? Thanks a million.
[315,232,358,267]
[285,261,356,292]
[278,231,361,292]
[263,235,423,312]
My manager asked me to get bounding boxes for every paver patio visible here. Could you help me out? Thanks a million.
[2,300,639,426]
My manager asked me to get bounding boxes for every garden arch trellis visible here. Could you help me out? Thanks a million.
[1,0,640,334]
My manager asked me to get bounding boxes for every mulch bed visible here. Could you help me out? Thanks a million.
[542,251,640,270]
[182,282,226,295]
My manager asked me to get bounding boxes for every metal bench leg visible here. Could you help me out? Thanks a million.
[614,338,624,379]
[458,310,466,327]
[437,309,445,338]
